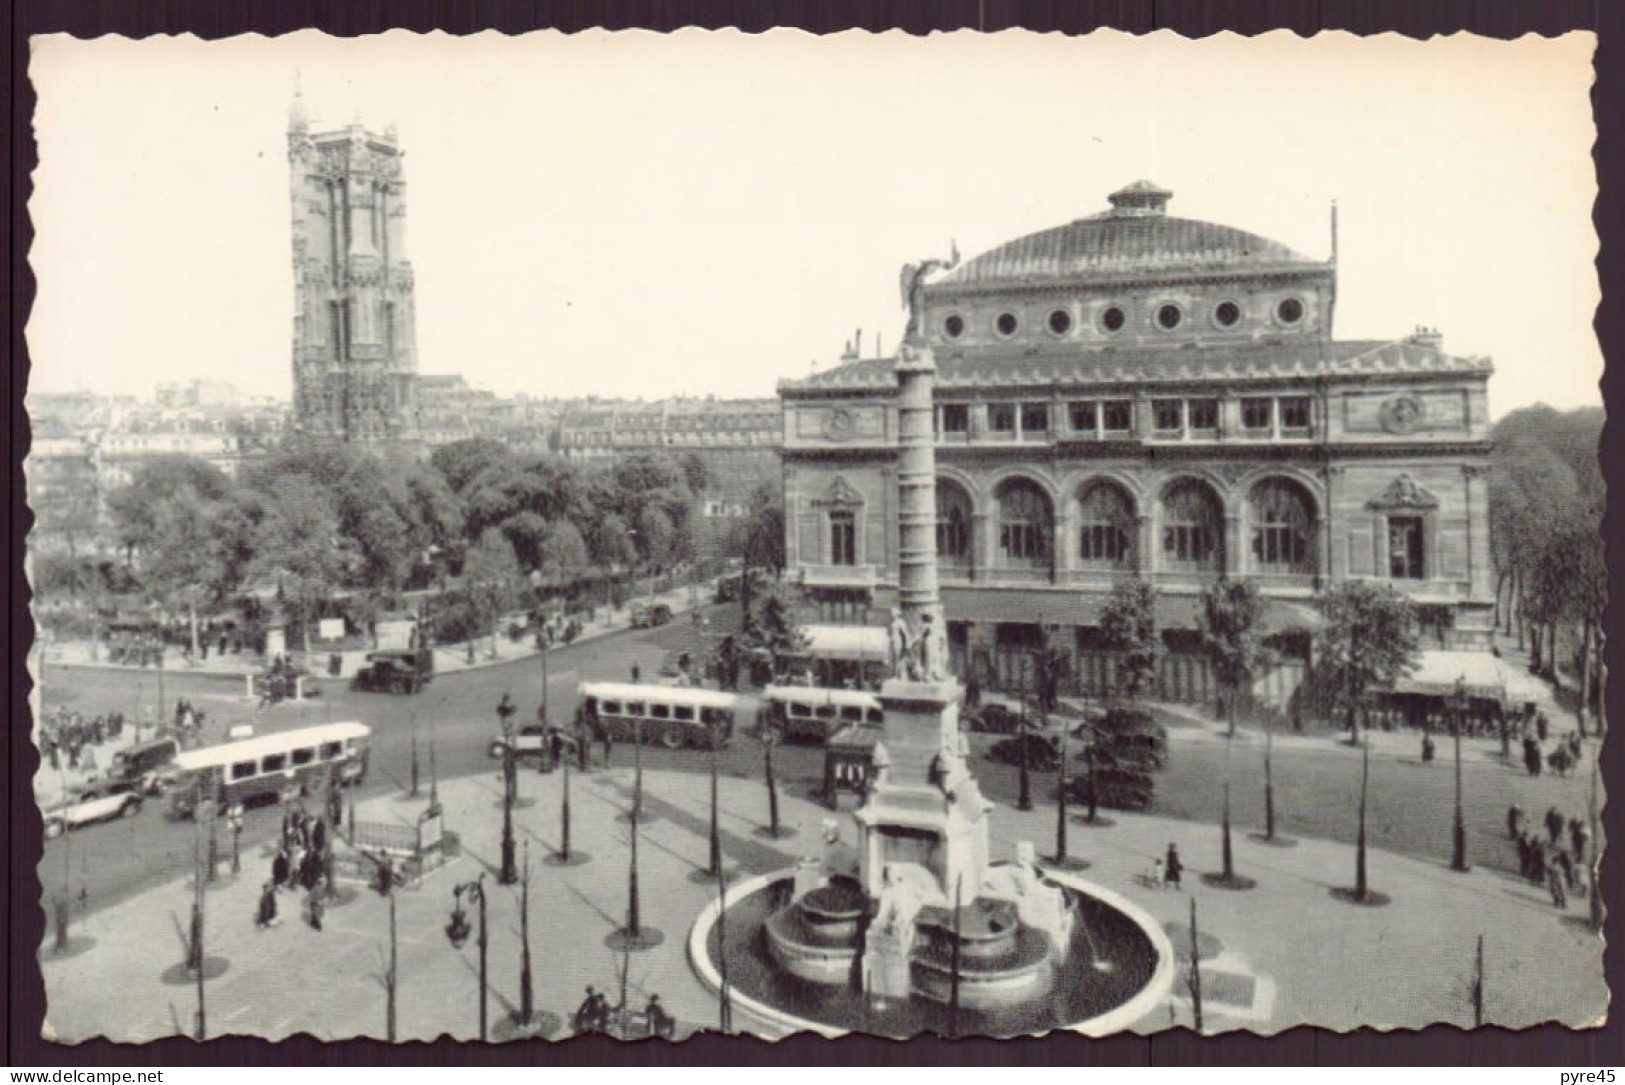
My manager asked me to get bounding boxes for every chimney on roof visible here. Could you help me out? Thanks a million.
[855,329,863,358]
[840,338,857,363]
[1409,325,1444,350]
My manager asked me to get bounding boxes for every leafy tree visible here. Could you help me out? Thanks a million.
[1317,581,1421,742]
[587,512,637,570]
[742,578,808,678]
[106,456,232,566]
[536,519,591,586]
[634,506,679,568]
[248,481,347,660]
[462,529,522,659]
[430,437,514,494]
[1098,578,1161,702]
[677,451,712,497]
[1198,578,1271,737]
[734,481,786,574]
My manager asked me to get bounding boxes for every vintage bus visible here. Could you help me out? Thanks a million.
[759,685,885,745]
[167,721,371,817]
[578,683,747,750]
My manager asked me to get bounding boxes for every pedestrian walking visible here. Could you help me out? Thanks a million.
[306,890,325,931]
[631,663,641,684]
[1557,847,1578,891]
[1548,859,1568,909]
[1537,712,1550,742]
[1164,843,1183,890]
[1421,734,1436,764]
[1507,804,1523,842]
[272,850,290,890]
[601,726,614,769]
[1516,833,1532,880]
[1570,819,1589,865]
[1529,841,1548,888]
[256,882,280,929]
[497,693,516,727]
[1545,806,1564,845]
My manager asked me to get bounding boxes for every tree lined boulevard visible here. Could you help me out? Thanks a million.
[37,603,1599,927]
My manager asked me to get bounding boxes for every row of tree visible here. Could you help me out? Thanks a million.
[33,436,787,657]
[1093,573,1422,741]
[1487,405,1603,731]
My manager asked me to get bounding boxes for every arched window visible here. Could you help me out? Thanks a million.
[996,479,1053,569]
[1249,478,1317,575]
[937,480,973,570]
[1077,481,1136,569]
[1160,479,1223,573]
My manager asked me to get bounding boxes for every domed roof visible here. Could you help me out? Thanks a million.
[943,181,1321,287]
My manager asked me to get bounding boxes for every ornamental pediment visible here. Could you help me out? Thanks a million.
[813,475,865,508]
[1367,473,1439,510]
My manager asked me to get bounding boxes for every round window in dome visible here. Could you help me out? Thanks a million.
[1157,303,1183,330]
[996,312,1019,337]
[1277,297,1305,325]
[1101,306,1126,333]
[1048,309,1072,335]
[1214,301,1241,328]
[944,314,965,339]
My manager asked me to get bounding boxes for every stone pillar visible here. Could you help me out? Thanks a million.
[894,344,942,633]
[970,511,990,582]
[1224,514,1243,578]
[1135,514,1153,576]
[1054,508,1075,580]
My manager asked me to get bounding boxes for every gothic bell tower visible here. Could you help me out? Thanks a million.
[287,88,419,444]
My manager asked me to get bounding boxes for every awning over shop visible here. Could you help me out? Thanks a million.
[1389,650,1536,706]
[940,588,1325,636]
[802,624,890,662]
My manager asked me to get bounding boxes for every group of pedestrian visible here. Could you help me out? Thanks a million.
[40,708,126,773]
[571,987,675,1038]
[1522,727,1585,778]
[257,656,301,707]
[258,806,334,932]
[1507,803,1591,910]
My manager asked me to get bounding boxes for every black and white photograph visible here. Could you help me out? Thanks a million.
[22,28,1604,1043]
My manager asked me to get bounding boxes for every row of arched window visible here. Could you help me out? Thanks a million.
[933,475,1319,576]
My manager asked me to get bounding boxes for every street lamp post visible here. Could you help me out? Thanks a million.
[500,743,518,885]
[764,731,782,839]
[707,721,723,877]
[446,875,489,1041]
[1450,677,1469,873]
[228,808,244,875]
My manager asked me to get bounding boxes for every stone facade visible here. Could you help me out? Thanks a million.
[287,95,419,444]
[778,182,1495,698]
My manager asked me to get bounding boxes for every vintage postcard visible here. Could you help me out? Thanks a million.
[25,29,1603,1042]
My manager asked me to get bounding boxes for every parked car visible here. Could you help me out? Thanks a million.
[987,731,1062,773]
[631,603,674,629]
[43,781,144,838]
[489,723,551,761]
[351,649,435,695]
[967,702,1025,735]
[109,736,180,795]
[1063,765,1155,812]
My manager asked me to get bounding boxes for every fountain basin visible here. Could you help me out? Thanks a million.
[690,867,1176,1039]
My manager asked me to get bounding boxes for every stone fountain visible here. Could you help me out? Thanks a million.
[688,256,1173,1037]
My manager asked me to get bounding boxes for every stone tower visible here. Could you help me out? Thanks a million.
[287,91,418,443]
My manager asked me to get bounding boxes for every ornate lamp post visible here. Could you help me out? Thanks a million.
[499,741,518,885]
[227,807,244,875]
[707,718,723,877]
[445,875,488,1041]
[763,729,782,838]
[1449,677,1470,873]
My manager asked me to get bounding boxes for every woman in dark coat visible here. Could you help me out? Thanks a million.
[256,882,279,929]
[272,850,290,890]
[1164,843,1183,889]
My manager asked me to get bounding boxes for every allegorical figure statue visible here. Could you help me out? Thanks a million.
[918,611,948,683]
[897,242,961,343]
[888,607,913,681]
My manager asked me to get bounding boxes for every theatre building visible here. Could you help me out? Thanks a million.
[777,181,1495,708]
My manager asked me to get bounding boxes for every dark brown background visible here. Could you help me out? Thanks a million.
[6,0,1618,1067]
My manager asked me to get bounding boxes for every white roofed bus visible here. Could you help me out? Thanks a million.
[167,721,371,817]
[760,685,884,745]
[789,625,891,689]
[576,683,749,750]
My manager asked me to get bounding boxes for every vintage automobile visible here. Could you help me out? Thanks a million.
[351,649,435,695]
[630,602,673,629]
[489,723,553,761]
[42,781,145,838]
[109,735,181,796]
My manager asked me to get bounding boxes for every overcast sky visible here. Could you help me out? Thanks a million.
[28,30,1599,416]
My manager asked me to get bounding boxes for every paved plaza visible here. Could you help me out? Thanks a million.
[40,749,1607,1042]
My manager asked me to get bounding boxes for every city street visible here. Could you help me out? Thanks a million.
[35,601,1600,923]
